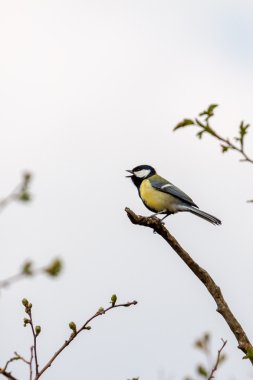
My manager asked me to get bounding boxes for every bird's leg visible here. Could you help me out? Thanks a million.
[150,210,167,218]
[150,210,168,233]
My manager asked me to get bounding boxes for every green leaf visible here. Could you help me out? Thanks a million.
[19,191,31,202]
[35,325,41,336]
[22,298,32,314]
[199,104,218,121]
[220,144,230,153]
[174,119,194,130]
[69,321,77,333]
[237,121,250,146]
[199,104,218,116]
[22,298,29,307]
[207,104,218,114]
[239,121,250,135]
[196,365,208,377]
[23,318,30,327]
[22,261,33,275]
[196,130,205,139]
[194,339,204,350]
[45,259,62,277]
[111,294,117,306]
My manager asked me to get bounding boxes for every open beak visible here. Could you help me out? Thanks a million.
[125,169,133,178]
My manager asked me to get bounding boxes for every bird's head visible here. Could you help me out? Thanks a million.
[126,165,156,187]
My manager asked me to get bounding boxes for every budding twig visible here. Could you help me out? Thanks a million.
[0,172,32,212]
[35,299,137,379]
[22,299,40,377]
[0,353,21,380]
[0,259,62,290]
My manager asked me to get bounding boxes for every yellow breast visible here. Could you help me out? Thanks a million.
[139,179,177,213]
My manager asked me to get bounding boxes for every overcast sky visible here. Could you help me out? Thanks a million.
[0,1,253,379]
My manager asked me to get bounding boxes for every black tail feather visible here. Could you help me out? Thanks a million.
[182,206,221,225]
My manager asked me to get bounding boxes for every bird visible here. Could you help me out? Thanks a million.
[126,164,221,225]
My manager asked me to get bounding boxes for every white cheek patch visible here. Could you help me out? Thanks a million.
[161,184,173,189]
[134,169,151,178]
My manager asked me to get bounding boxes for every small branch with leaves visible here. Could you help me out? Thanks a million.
[125,208,253,365]
[174,104,253,164]
[0,295,137,380]
[0,172,33,212]
[0,258,62,291]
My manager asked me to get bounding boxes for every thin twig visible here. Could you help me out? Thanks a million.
[35,300,137,379]
[0,351,31,379]
[1,355,19,373]
[12,351,32,380]
[26,310,39,376]
[207,339,227,380]
[125,208,253,364]
[29,347,33,380]
[0,172,32,213]
[13,352,29,366]
[0,271,30,289]
[0,353,20,380]
[0,370,17,380]
[0,186,19,211]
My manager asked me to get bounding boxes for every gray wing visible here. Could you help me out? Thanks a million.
[150,177,198,208]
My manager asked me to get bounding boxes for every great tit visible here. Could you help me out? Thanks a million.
[126,165,221,225]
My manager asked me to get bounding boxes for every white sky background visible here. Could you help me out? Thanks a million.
[0,0,253,379]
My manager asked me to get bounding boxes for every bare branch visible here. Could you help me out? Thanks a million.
[29,318,39,376]
[0,370,17,380]
[29,347,34,380]
[0,353,20,380]
[13,352,29,366]
[0,272,25,289]
[125,207,253,364]
[0,350,32,380]
[207,339,227,380]
[35,299,137,379]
